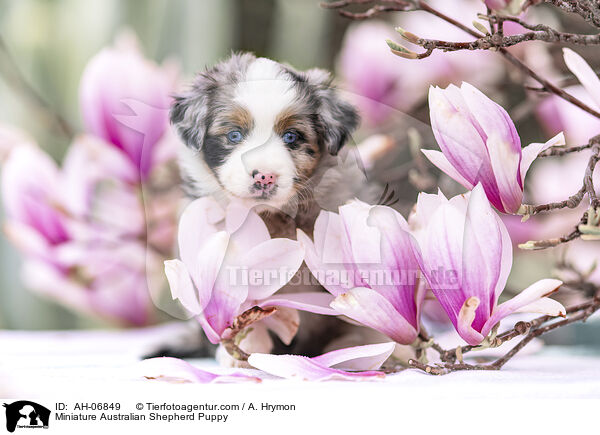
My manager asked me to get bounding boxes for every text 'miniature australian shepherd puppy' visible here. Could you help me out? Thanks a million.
[170,52,383,364]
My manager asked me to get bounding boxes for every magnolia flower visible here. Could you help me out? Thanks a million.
[165,197,337,345]
[2,146,70,252]
[1,141,159,326]
[410,184,566,345]
[425,81,565,214]
[79,34,175,179]
[297,200,425,345]
[248,342,394,381]
[1,33,181,326]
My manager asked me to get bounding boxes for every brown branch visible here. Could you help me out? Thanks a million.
[516,141,600,251]
[410,295,600,375]
[542,0,600,29]
[320,0,413,18]
[220,306,277,362]
[403,22,600,53]
[519,218,584,250]
[538,136,600,157]
[321,0,600,119]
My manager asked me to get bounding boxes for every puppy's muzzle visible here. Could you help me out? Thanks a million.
[251,170,278,197]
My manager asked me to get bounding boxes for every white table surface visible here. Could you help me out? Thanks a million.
[0,323,598,434]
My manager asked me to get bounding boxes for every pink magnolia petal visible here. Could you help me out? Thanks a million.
[366,206,423,326]
[339,200,382,264]
[196,231,230,309]
[421,197,466,324]
[297,229,349,296]
[1,146,69,244]
[563,48,600,110]
[409,190,448,236]
[247,353,385,381]
[259,292,338,315]
[79,43,171,178]
[462,183,505,330]
[61,136,139,217]
[429,85,491,186]
[4,220,52,260]
[461,82,521,154]
[456,296,485,345]
[485,133,523,213]
[177,197,224,283]
[202,273,249,339]
[312,342,395,371]
[520,132,565,184]
[513,297,566,317]
[164,259,201,314]
[197,313,222,344]
[21,260,91,315]
[224,200,251,233]
[494,212,514,304]
[228,206,271,252]
[139,357,261,384]
[315,211,348,264]
[482,278,564,337]
[330,287,418,344]
[428,84,505,211]
[421,149,474,190]
[243,238,304,300]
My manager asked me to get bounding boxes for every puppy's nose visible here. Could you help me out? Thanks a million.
[252,170,278,190]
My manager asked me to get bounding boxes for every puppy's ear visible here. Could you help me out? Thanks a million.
[170,73,215,150]
[306,68,360,156]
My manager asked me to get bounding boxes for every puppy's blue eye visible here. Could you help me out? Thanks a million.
[227,130,243,143]
[282,131,298,144]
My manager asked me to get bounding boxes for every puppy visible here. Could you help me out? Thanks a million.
[170,53,380,361]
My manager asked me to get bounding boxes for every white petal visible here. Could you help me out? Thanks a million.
[242,238,305,300]
[563,48,600,110]
[330,287,418,344]
[260,292,338,316]
[164,259,201,314]
[421,149,474,190]
[138,357,261,384]
[248,353,385,381]
[520,132,565,183]
[312,342,395,370]
[515,297,566,317]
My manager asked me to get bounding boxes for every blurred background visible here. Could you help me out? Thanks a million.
[0,0,357,330]
[0,0,598,349]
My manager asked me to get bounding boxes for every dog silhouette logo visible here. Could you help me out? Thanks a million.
[3,401,50,432]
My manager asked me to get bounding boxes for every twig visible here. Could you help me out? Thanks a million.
[399,24,600,53]
[409,295,600,375]
[517,141,600,250]
[519,216,585,250]
[321,0,600,119]
[542,0,600,29]
[220,306,277,362]
[538,136,600,157]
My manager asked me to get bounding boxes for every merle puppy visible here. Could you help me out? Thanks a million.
[169,53,380,363]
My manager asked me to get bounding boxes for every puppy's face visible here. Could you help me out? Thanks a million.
[171,54,359,210]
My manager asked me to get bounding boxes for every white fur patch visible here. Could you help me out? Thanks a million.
[216,57,299,208]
